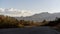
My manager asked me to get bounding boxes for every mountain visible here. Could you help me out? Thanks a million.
[15,12,60,22]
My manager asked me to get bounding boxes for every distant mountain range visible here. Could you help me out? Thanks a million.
[0,8,60,22]
[15,12,60,22]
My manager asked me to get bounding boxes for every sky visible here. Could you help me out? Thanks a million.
[0,0,60,15]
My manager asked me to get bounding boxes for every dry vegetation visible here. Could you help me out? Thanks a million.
[0,15,60,30]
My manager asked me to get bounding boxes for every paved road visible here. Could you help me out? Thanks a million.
[0,26,60,34]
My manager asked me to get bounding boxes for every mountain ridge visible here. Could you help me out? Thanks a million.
[15,12,60,22]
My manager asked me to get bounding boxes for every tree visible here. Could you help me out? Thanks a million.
[42,19,47,23]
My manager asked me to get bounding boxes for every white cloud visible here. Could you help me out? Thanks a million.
[0,8,60,17]
[0,8,34,17]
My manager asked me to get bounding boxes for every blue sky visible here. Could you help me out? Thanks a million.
[0,0,60,13]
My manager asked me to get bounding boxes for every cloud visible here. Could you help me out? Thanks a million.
[0,8,34,17]
[0,8,60,17]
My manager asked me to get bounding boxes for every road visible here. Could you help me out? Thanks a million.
[0,26,60,34]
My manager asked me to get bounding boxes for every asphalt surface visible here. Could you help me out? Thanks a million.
[0,26,60,34]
